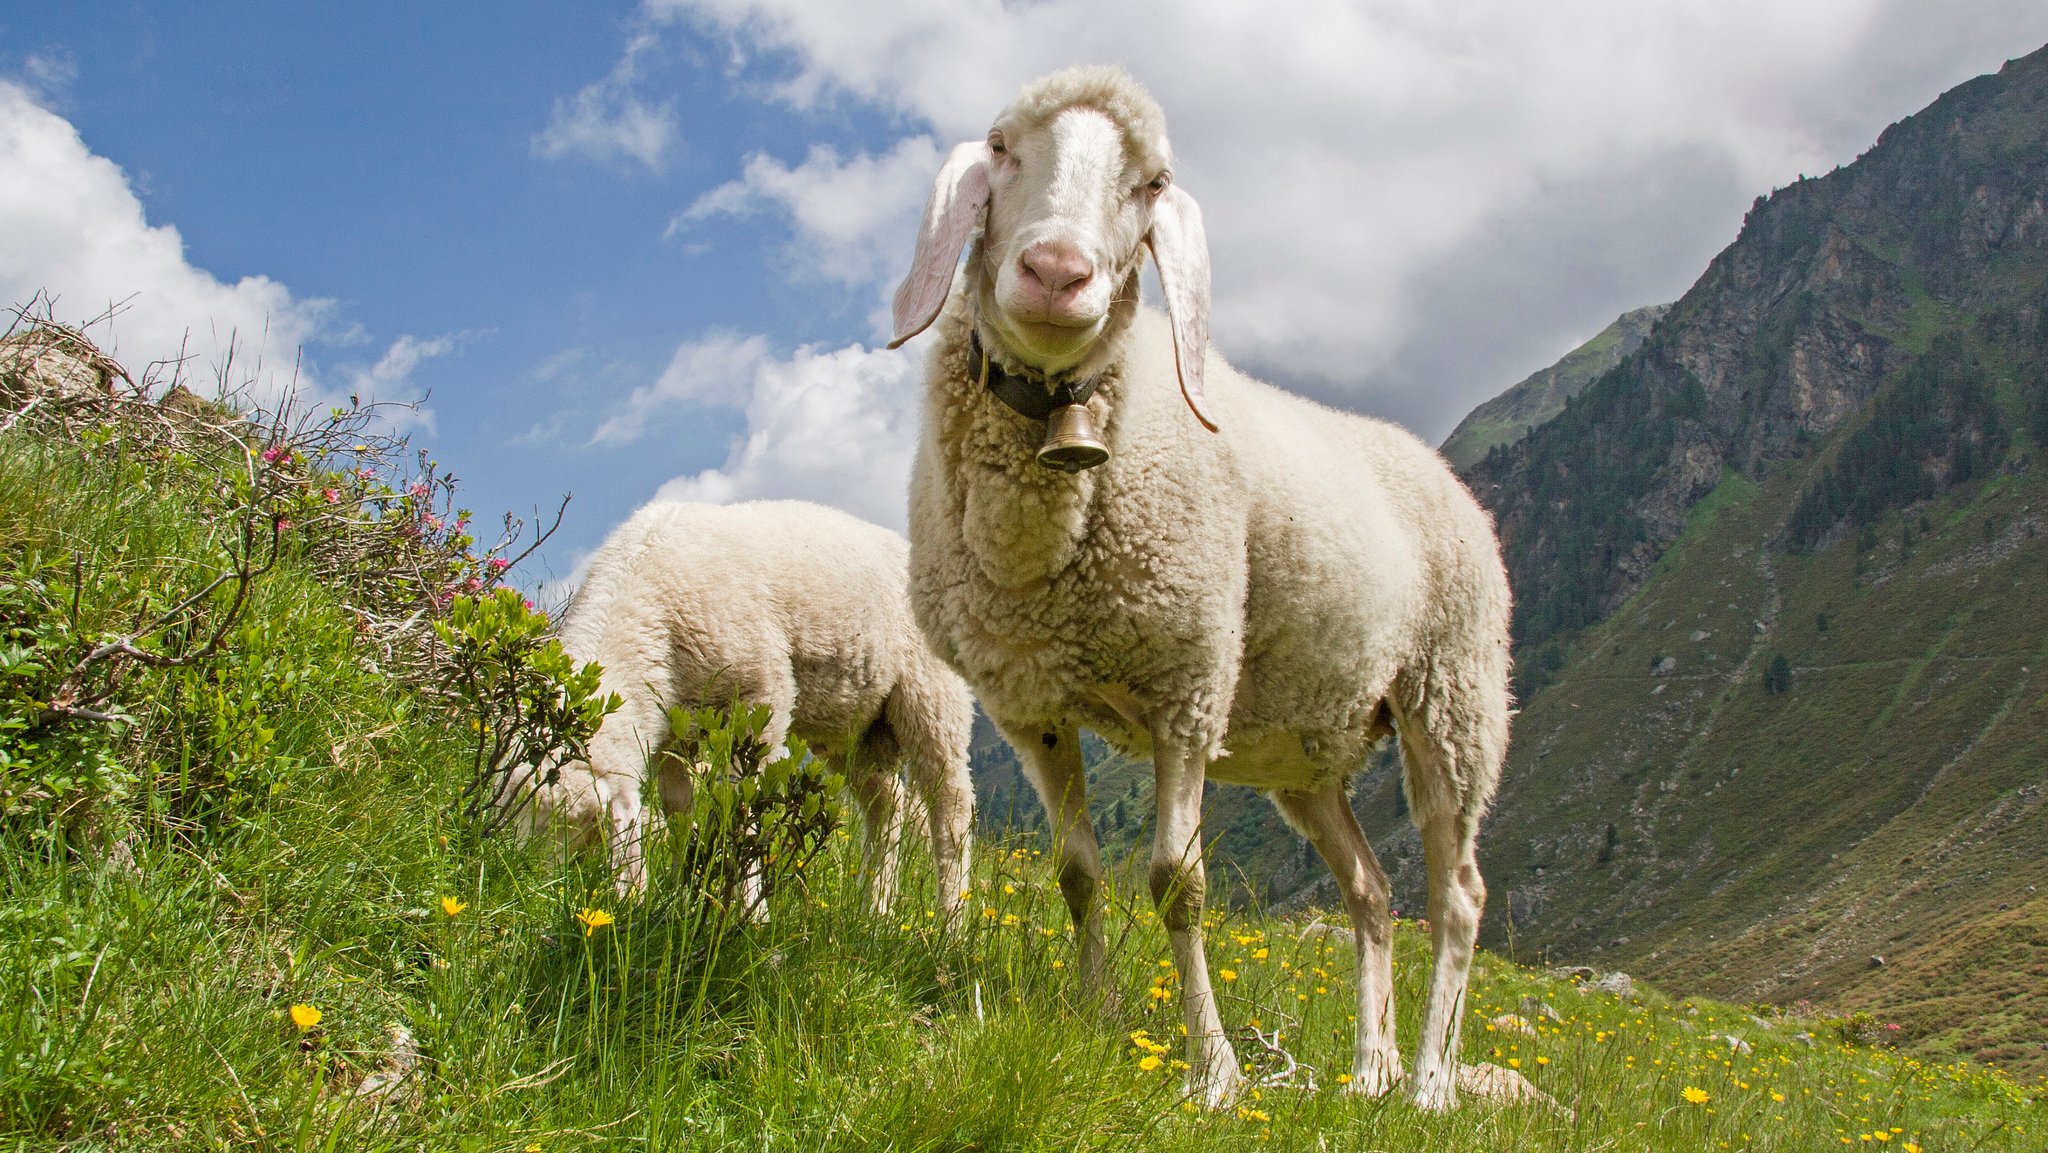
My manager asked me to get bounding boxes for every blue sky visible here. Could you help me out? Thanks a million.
[6,2,2048,591]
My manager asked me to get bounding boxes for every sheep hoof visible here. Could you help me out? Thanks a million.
[1186,1063,1243,1111]
[1342,1054,1404,1098]
[1407,1067,1457,1113]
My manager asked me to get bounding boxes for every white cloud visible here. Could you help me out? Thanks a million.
[339,333,464,433]
[531,32,678,171]
[596,331,921,530]
[676,135,942,291]
[588,329,770,445]
[644,0,2048,436]
[0,79,331,405]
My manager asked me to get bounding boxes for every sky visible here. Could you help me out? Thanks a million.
[4,2,2047,591]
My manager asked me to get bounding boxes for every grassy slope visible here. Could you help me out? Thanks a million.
[6,426,2042,1150]
[1440,422,2048,1079]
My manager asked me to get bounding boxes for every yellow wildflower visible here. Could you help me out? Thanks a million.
[575,907,615,936]
[1139,1055,1163,1071]
[1220,968,1238,982]
[289,1003,322,1031]
[1252,948,1269,961]
[440,896,467,917]
[1682,1086,1710,1105]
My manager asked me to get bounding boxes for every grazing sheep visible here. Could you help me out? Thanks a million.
[506,499,975,921]
[887,66,1511,1111]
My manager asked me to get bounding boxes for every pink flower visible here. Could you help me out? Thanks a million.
[486,557,511,573]
[407,482,430,499]
[356,467,375,481]
[455,515,470,530]
[423,514,443,532]
[322,488,341,504]
[522,599,536,612]
[261,446,288,464]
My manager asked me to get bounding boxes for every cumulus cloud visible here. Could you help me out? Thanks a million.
[643,0,2048,436]
[339,333,466,433]
[588,329,772,446]
[531,32,678,171]
[593,332,921,529]
[676,134,941,291]
[0,79,330,404]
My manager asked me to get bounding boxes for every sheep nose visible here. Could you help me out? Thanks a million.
[1020,243,1094,296]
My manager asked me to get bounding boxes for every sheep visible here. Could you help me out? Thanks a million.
[885,66,1512,1112]
[504,499,976,922]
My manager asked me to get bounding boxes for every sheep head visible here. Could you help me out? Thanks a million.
[889,66,1216,432]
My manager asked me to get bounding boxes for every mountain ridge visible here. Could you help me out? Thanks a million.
[1439,303,1670,471]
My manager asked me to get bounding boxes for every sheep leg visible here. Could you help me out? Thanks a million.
[843,752,908,916]
[892,690,974,927]
[1395,711,1488,1113]
[1000,719,1111,1000]
[1269,781,1402,1096]
[1152,737,1241,1109]
[905,752,972,927]
[587,690,670,899]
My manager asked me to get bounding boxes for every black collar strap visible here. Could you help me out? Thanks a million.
[970,328,1100,422]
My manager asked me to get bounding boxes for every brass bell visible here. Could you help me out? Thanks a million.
[1036,403,1110,472]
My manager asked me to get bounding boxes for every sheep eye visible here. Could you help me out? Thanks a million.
[1147,171,1171,195]
[988,133,1008,157]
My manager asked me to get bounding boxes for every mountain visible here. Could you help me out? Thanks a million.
[1398,42,2048,1076]
[1439,304,1670,471]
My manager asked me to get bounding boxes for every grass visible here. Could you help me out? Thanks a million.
[3,419,2043,1151]
[5,799,2041,1150]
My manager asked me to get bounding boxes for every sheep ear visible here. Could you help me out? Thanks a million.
[889,142,992,349]
[1145,182,1217,431]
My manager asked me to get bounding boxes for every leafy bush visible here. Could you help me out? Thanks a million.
[664,703,845,918]
[0,311,560,845]
[436,587,618,833]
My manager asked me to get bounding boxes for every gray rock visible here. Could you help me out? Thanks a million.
[1588,971,1635,999]
[1456,1062,1574,1117]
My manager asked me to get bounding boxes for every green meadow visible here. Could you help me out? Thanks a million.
[2,341,2041,1151]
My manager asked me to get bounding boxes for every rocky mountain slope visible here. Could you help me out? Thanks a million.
[1414,42,2048,1076]
[1439,304,1670,470]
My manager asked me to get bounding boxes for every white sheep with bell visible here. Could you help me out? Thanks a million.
[504,499,976,922]
[888,66,1512,1111]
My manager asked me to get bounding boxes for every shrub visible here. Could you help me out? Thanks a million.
[664,703,845,919]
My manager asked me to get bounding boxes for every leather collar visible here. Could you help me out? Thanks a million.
[970,328,1100,422]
